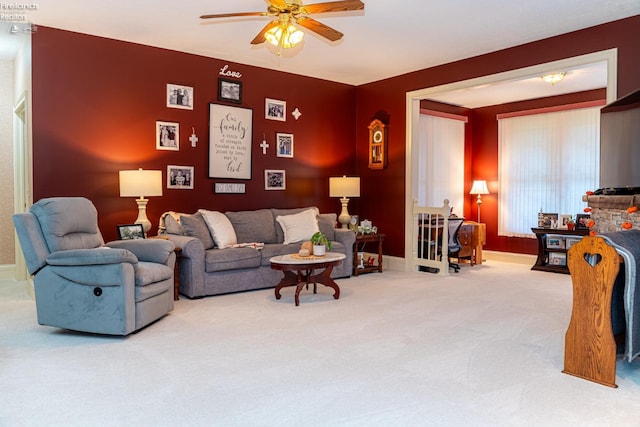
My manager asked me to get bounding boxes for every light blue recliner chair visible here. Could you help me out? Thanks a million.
[13,197,175,335]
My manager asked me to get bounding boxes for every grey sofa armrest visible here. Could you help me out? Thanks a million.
[164,234,206,298]
[106,239,175,265]
[46,248,138,266]
[334,228,356,248]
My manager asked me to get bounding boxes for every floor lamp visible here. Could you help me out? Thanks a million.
[470,180,490,223]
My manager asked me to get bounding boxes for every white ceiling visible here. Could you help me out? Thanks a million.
[1,1,639,106]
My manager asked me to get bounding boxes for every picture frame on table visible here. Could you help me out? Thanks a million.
[540,213,558,228]
[265,169,285,190]
[166,83,193,110]
[565,237,583,250]
[558,214,573,229]
[549,252,567,266]
[167,165,194,189]
[276,133,294,158]
[217,78,242,104]
[265,98,286,121]
[576,214,591,229]
[546,234,564,249]
[156,121,179,151]
[117,224,145,240]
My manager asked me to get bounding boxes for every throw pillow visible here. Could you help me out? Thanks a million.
[180,212,215,249]
[225,209,277,244]
[317,213,337,240]
[272,207,319,242]
[275,209,320,244]
[198,209,238,248]
[164,214,185,235]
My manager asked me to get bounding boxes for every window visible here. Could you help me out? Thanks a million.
[417,114,465,215]
[498,106,600,237]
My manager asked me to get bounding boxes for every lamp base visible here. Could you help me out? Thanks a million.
[338,197,351,229]
[134,197,152,236]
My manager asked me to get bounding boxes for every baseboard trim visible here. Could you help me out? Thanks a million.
[370,251,537,273]
[0,264,16,280]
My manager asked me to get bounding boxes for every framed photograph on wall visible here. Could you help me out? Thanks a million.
[166,84,193,110]
[156,121,179,151]
[276,133,294,158]
[116,224,145,240]
[265,98,286,121]
[265,169,285,190]
[208,103,253,179]
[218,78,242,104]
[167,165,194,189]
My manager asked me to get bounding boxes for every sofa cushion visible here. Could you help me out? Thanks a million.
[318,213,337,240]
[204,247,261,272]
[225,209,277,244]
[180,212,215,250]
[164,214,185,235]
[275,209,320,244]
[272,207,319,243]
[199,210,238,248]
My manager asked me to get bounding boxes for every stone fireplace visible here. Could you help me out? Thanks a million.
[586,194,640,233]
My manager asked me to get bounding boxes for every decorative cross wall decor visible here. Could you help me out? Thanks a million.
[260,136,269,154]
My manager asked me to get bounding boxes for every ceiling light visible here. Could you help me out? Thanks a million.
[265,23,304,50]
[541,72,566,85]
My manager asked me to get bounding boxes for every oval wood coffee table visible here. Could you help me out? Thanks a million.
[270,252,345,306]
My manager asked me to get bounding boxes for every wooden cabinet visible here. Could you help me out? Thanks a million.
[456,222,486,265]
[531,227,590,274]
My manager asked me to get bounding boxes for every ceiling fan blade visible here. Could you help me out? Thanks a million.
[200,11,266,19]
[301,0,364,14]
[296,17,343,41]
[251,20,281,45]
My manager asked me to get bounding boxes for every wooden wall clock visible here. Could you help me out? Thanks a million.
[368,119,388,170]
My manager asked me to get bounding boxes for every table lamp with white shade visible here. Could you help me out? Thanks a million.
[469,180,490,223]
[119,169,163,236]
[329,176,360,229]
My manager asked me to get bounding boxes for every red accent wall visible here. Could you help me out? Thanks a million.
[355,15,640,257]
[32,27,356,242]
[31,16,640,256]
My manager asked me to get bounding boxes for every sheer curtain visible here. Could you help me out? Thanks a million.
[417,114,465,216]
[498,107,600,237]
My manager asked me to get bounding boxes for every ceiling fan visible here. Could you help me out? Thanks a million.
[200,0,365,49]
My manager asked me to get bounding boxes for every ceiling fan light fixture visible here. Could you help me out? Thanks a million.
[265,23,304,49]
[541,72,566,85]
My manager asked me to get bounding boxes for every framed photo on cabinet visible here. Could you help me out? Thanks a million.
[368,119,388,169]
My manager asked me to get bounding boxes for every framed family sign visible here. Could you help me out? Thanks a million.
[208,103,253,179]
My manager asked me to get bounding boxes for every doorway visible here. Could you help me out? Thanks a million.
[403,49,618,270]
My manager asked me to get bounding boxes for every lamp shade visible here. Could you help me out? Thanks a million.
[329,176,360,198]
[119,169,163,198]
[469,180,489,195]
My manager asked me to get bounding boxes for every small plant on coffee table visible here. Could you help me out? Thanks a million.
[311,231,332,251]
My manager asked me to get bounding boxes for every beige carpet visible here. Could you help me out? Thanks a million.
[1,261,639,426]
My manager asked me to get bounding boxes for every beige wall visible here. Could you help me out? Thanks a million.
[0,59,15,265]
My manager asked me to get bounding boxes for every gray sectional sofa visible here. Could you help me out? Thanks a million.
[161,207,355,298]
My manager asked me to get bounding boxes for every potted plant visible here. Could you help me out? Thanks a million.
[566,216,576,231]
[311,231,332,256]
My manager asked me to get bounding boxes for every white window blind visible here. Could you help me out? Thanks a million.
[498,107,600,237]
[418,114,465,216]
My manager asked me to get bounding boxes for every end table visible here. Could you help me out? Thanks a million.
[353,233,385,276]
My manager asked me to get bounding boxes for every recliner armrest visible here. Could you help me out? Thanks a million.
[106,239,175,265]
[46,247,138,266]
